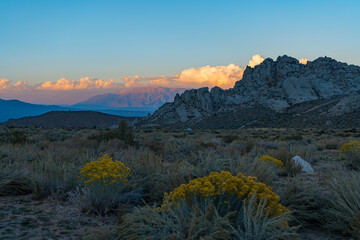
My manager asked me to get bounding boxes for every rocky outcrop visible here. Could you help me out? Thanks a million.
[144,55,360,126]
[328,92,360,115]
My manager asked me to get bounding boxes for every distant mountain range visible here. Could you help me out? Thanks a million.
[73,87,185,109]
[141,55,360,129]
[0,99,69,123]
[2,111,133,128]
[0,87,184,122]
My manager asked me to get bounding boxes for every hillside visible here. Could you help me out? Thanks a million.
[141,56,360,128]
[0,99,69,122]
[2,111,135,128]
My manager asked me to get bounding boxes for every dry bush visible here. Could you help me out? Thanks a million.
[69,184,142,216]
[118,194,299,240]
[269,147,302,177]
[277,176,325,227]
[233,156,277,187]
[80,226,116,240]
[0,168,33,196]
[322,171,360,238]
[320,139,341,150]
[114,147,170,202]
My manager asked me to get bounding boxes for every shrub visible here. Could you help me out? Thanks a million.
[0,131,28,144]
[72,154,137,215]
[32,157,80,199]
[322,171,360,238]
[222,134,238,144]
[161,171,288,218]
[340,140,360,154]
[270,148,302,177]
[88,121,136,146]
[69,183,142,216]
[277,176,325,227]
[178,149,231,179]
[233,156,277,187]
[119,193,299,240]
[259,155,285,169]
[0,168,33,196]
[339,140,360,169]
[80,154,130,186]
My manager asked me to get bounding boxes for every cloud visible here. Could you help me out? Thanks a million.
[0,78,11,89]
[38,77,116,90]
[248,54,265,68]
[0,54,267,104]
[299,58,310,65]
[178,64,244,89]
[122,63,245,89]
[0,77,119,104]
[122,55,264,89]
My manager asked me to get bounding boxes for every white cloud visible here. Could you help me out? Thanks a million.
[248,54,265,68]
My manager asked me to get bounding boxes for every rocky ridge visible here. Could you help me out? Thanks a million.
[142,55,360,128]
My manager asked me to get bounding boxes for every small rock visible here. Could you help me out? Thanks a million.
[292,155,314,173]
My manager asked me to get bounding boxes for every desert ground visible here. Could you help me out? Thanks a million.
[1,125,359,239]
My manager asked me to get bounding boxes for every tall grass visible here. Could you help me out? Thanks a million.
[118,194,299,240]
[322,171,360,238]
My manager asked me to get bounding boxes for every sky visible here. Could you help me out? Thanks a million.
[1,0,360,104]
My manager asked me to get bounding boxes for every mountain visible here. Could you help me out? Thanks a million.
[2,111,134,128]
[141,56,360,129]
[0,98,152,123]
[73,87,186,110]
[0,99,69,122]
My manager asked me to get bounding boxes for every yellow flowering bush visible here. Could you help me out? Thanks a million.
[259,155,285,169]
[340,140,360,155]
[339,140,360,169]
[80,154,131,186]
[161,171,288,217]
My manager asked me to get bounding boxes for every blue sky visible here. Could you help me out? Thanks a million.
[0,0,360,103]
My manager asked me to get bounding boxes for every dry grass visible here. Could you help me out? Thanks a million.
[0,126,358,239]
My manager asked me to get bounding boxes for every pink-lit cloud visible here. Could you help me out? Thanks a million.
[38,77,116,90]
[0,78,11,89]
[0,54,269,104]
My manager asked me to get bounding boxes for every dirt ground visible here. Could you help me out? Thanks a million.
[0,195,116,240]
[0,194,351,240]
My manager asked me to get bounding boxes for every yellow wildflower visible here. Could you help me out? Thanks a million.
[80,154,131,186]
[259,155,285,169]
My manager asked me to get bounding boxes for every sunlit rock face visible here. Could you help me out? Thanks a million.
[146,55,360,124]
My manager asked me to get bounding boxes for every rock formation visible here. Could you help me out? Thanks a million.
[143,55,360,128]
